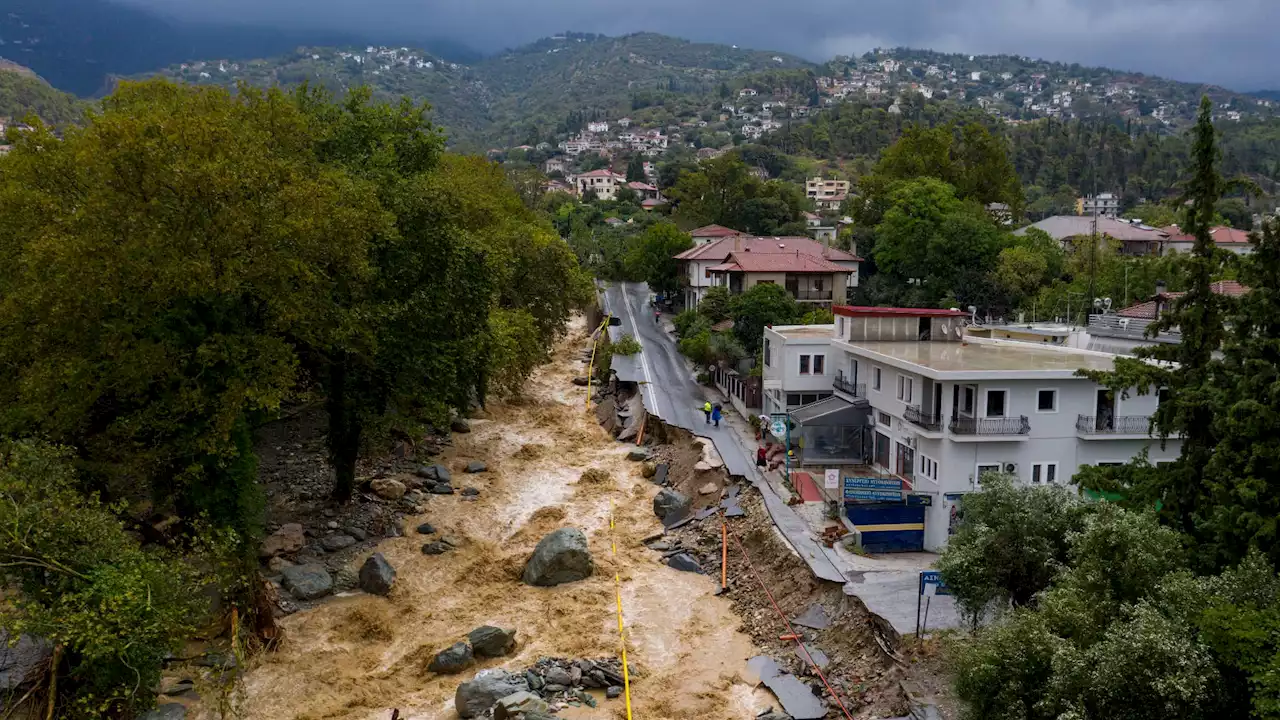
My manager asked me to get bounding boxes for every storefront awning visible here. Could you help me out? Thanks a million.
[790,395,873,427]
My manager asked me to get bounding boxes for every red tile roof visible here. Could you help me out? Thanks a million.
[1117,281,1249,319]
[689,224,748,238]
[1163,225,1252,246]
[834,306,969,318]
[577,168,623,178]
[710,252,850,274]
[674,235,862,262]
[627,181,658,191]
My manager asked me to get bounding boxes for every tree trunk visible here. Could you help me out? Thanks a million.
[327,356,362,503]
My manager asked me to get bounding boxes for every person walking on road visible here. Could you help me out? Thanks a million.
[703,401,712,424]
[712,404,723,428]
[756,445,768,468]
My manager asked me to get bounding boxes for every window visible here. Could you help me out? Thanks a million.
[1031,462,1059,484]
[837,317,845,338]
[1037,389,1058,413]
[878,411,891,426]
[919,455,939,482]
[976,464,1002,487]
[872,367,882,391]
[1158,387,1170,406]
[962,386,976,414]
[764,338,772,367]
[812,355,825,375]
[799,355,810,374]
[897,375,913,403]
[786,393,801,407]
[985,389,1007,417]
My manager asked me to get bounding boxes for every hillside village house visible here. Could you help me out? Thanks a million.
[688,224,748,247]
[674,233,861,308]
[543,157,570,175]
[574,169,625,200]
[625,181,662,202]
[1161,225,1254,255]
[805,177,851,201]
[1077,192,1121,219]
[764,306,1180,552]
[1016,216,1168,256]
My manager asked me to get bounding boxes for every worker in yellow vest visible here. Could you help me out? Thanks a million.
[703,401,712,424]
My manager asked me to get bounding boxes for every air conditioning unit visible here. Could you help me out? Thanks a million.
[1004,462,1018,474]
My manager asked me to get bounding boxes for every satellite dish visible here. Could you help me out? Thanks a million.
[941,322,950,334]
[954,326,963,338]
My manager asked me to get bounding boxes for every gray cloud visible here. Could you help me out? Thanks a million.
[117,0,1280,90]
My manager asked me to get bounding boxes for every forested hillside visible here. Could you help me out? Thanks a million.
[763,94,1280,215]
[0,62,87,126]
[143,33,811,150]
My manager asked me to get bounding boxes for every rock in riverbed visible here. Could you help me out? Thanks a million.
[280,564,333,601]
[465,460,487,473]
[321,534,356,552]
[522,528,593,587]
[653,489,691,522]
[259,523,305,558]
[455,669,529,718]
[468,626,517,658]
[358,553,396,596]
[370,477,406,500]
[429,641,474,674]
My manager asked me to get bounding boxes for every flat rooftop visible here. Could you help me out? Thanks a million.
[843,339,1121,378]
[770,324,834,339]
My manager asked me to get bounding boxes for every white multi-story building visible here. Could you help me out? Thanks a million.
[761,325,838,417]
[775,306,1181,552]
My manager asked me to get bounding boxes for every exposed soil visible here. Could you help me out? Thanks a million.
[191,318,775,720]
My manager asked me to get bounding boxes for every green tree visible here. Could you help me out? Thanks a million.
[729,283,802,353]
[697,286,733,322]
[872,177,1006,301]
[626,222,693,297]
[626,154,646,182]
[0,80,382,537]
[1078,96,1235,562]
[0,442,219,719]
[938,473,1090,621]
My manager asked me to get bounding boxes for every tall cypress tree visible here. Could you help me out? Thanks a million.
[1078,96,1231,554]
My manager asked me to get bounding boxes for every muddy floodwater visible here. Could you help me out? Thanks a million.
[229,319,773,720]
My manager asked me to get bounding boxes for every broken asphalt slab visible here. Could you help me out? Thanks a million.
[792,603,832,630]
[746,656,827,720]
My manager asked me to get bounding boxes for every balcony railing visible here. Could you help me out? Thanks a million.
[791,288,834,301]
[832,376,865,397]
[904,406,942,432]
[1076,415,1153,435]
[948,416,1031,436]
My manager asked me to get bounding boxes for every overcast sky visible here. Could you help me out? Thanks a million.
[118,0,1280,90]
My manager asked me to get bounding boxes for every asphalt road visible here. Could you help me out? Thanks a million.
[600,281,958,630]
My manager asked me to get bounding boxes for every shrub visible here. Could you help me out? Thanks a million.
[0,442,222,719]
[611,333,642,356]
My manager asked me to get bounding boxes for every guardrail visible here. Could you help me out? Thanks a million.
[904,406,942,431]
[949,416,1031,436]
[832,376,865,397]
[1076,415,1152,434]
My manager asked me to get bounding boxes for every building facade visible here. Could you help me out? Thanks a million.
[805,177,851,200]
[777,307,1181,551]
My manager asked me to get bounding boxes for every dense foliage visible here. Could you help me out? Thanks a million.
[0,79,590,715]
[0,442,226,719]
[666,155,810,235]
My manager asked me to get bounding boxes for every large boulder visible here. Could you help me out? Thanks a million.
[259,523,305,558]
[522,528,594,587]
[455,669,529,718]
[652,489,691,522]
[358,553,396,596]
[428,641,474,674]
[370,478,406,500]
[280,563,333,601]
[451,419,472,434]
[468,626,517,658]
[465,460,487,473]
[0,633,51,689]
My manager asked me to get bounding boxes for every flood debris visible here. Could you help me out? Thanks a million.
[357,552,396,596]
[747,656,827,719]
